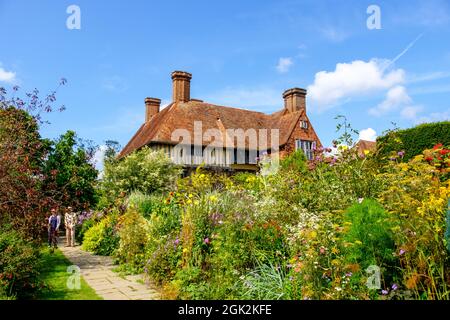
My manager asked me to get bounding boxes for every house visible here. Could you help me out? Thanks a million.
[355,139,377,157]
[119,71,322,172]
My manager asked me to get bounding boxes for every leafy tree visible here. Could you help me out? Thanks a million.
[0,82,66,240]
[42,130,98,211]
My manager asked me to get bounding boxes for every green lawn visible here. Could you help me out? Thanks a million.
[35,248,102,300]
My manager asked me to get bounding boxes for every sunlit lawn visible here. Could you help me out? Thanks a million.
[35,248,102,300]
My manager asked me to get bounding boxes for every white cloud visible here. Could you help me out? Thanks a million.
[401,105,424,120]
[308,59,405,111]
[359,128,377,142]
[276,57,293,73]
[369,86,412,116]
[0,66,16,83]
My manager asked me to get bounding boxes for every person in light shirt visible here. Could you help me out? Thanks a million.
[64,206,78,247]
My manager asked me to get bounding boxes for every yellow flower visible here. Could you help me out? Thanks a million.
[308,231,317,239]
[364,149,370,155]
[331,259,340,266]
[186,199,192,204]
[331,247,340,254]
[354,240,363,245]
[209,195,218,202]
[182,248,188,253]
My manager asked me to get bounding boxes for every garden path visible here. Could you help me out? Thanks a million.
[58,236,160,300]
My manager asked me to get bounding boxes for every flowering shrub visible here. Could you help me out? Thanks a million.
[82,213,119,256]
[114,206,150,274]
[378,151,450,299]
[100,146,181,201]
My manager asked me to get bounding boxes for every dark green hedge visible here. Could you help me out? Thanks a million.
[377,121,450,161]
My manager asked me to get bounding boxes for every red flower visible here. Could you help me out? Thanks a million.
[439,149,449,155]
[425,156,433,162]
[433,143,443,150]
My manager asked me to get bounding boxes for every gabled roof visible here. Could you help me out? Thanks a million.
[355,139,377,156]
[119,100,306,158]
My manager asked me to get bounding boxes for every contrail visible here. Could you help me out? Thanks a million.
[383,33,424,70]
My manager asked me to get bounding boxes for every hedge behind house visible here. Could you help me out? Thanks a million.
[377,121,450,161]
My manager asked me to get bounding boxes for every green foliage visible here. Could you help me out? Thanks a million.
[343,199,396,268]
[43,130,98,210]
[280,149,308,173]
[114,207,150,274]
[144,192,182,282]
[377,121,450,161]
[239,262,290,300]
[82,213,119,256]
[342,199,398,288]
[0,225,41,299]
[101,146,182,201]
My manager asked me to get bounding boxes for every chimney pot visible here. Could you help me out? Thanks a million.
[171,71,192,102]
[282,87,307,113]
[145,97,161,122]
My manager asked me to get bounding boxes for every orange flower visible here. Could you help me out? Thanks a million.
[294,261,304,273]
[406,274,419,289]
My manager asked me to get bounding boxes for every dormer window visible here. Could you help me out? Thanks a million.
[300,120,308,129]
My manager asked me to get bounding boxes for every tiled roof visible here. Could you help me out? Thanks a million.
[119,100,307,158]
[355,139,377,156]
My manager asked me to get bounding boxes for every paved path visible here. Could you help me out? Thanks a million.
[58,237,160,300]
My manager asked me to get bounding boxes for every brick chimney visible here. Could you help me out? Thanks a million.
[171,71,192,102]
[145,97,161,122]
[282,88,307,113]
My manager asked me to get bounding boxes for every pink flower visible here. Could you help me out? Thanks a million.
[204,237,210,244]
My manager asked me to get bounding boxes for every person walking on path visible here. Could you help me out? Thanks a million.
[48,208,61,250]
[64,206,77,247]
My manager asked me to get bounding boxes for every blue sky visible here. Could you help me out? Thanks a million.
[1,0,450,164]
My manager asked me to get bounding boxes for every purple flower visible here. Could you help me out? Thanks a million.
[389,157,397,161]
[174,238,180,246]
[399,249,406,256]
[204,237,210,244]
[398,151,405,158]
[382,290,389,295]
[392,284,398,291]
[345,272,353,277]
